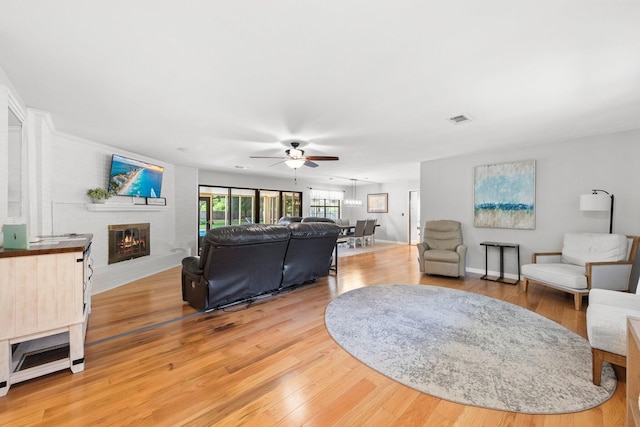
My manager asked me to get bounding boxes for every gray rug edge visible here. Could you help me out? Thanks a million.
[324,283,617,415]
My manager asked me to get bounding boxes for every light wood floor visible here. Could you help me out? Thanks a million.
[0,245,627,426]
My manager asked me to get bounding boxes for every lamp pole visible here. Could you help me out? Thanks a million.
[592,189,614,234]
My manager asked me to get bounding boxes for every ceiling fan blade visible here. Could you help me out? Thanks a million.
[306,156,339,161]
[304,161,319,168]
[250,156,287,159]
[269,160,286,167]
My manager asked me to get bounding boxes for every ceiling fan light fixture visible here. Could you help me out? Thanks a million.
[289,148,304,158]
[285,158,306,169]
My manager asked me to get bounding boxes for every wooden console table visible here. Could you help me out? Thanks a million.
[480,241,520,285]
[0,234,92,396]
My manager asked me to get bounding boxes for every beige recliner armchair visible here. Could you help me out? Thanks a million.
[416,220,467,278]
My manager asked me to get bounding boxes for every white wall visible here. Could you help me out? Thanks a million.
[420,129,640,287]
[50,132,198,293]
[341,181,420,243]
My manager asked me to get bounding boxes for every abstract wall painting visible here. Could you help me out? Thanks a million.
[474,160,535,229]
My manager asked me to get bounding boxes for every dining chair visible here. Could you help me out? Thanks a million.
[363,218,377,246]
[347,220,366,248]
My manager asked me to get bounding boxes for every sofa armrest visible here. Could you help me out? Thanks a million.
[589,288,640,310]
[587,261,634,291]
[531,251,562,263]
[182,256,203,276]
[416,242,429,272]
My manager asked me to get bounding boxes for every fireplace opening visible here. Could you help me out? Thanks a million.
[108,223,150,264]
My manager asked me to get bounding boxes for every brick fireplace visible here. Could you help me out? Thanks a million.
[108,223,150,264]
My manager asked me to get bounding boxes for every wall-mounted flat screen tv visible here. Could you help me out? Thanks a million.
[108,154,164,198]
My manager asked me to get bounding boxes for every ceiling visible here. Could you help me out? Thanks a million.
[1,1,639,185]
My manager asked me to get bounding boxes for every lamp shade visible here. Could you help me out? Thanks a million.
[580,193,610,211]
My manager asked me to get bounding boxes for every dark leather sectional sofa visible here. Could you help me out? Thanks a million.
[181,222,340,311]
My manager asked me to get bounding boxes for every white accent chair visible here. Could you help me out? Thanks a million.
[522,233,639,310]
[587,282,640,385]
[416,220,466,278]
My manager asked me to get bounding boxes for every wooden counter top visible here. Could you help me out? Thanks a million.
[0,234,92,258]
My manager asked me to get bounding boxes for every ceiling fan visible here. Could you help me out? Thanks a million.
[250,141,339,169]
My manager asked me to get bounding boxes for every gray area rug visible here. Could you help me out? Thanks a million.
[324,284,616,414]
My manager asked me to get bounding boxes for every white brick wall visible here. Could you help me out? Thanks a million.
[51,132,198,294]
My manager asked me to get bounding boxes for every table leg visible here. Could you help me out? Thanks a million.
[517,246,521,283]
[0,340,9,396]
[483,245,488,279]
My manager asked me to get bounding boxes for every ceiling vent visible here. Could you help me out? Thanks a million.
[448,114,473,124]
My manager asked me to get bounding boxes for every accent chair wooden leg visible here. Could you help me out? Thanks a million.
[574,294,582,311]
[522,277,528,292]
[592,348,604,386]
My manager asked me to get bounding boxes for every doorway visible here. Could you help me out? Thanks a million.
[409,190,420,244]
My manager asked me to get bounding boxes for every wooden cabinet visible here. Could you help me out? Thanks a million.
[628,317,640,427]
[0,235,92,396]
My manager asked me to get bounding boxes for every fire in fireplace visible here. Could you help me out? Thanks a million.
[108,223,150,264]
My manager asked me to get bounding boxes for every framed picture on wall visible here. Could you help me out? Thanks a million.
[367,193,388,213]
[474,160,536,229]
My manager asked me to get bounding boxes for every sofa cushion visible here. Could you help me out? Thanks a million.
[205,224,290,246]
[561,233,627,266]
[587,303,640,355]
[288,222,339,237]
[521,263,587,290]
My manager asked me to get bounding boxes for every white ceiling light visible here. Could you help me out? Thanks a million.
[285,158,306,169]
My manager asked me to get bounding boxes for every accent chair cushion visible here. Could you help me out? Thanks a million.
[425,249,460,264]
[423,220,462,251]
[587,303,640,356]
[521,263,587,290]
[561,233,628,266]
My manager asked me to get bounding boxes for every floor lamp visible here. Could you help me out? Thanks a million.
[579,189,614,233]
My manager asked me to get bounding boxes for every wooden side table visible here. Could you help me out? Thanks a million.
[480,241,520,285]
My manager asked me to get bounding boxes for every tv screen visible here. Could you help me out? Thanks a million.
[108,154,164,198]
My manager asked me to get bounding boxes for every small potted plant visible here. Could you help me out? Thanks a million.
[87,188,113,203]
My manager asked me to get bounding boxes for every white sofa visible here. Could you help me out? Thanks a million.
[521,233,639,310]
[587,284,640,385]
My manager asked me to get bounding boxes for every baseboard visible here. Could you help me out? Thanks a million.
[92,248,189,294]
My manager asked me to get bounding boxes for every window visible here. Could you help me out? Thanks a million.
[310,198,341,219]
[282,191,301,218]
[309,189,343,219]
[198,185,302,253]
[259,190,280,224]
[230,188,255,225]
